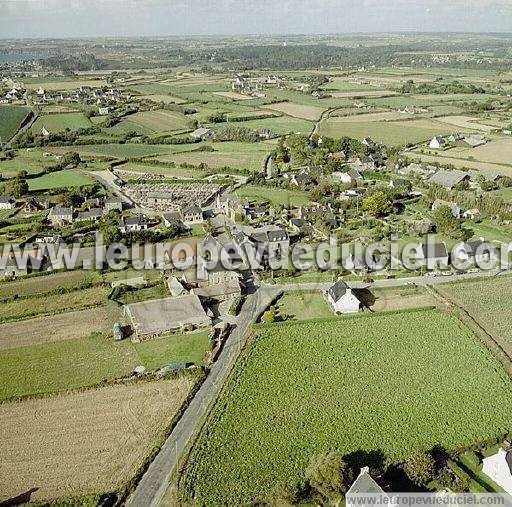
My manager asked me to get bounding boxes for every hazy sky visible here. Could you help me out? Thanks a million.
[1,0,512,39]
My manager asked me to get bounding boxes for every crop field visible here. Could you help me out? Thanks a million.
[436,276,512,358]
[31,112,91,134]
[406,151,512,176]
[0,306,121,351]
[150,141,273,172]
[24,78,105,91]
[134,331,211,370]
[47,143,180,159]
[0,270,102,300]
[125,109,191,132]
[0,105,31,141]
[180,309,512,505]
[434,115,497,133]
[319,117,459,146]
[261,101,326,121]
[28,169,95,190]
[116,162,207,179]
[0,333,139,401]
[215,115,314,136]
[236,184,309,207]
[0,285,108,323]
[0,378,194,502]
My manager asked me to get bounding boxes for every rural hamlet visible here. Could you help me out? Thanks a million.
[2,6,512,507]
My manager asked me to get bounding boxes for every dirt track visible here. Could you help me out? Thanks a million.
[0,378,193,502]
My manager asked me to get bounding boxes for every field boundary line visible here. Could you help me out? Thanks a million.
[428,284,512,375]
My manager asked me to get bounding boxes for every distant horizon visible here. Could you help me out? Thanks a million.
[3,30,512,42]
[2,0,512,39]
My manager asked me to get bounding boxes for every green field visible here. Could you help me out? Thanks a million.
[0,105,31,141]
[236,184,309,207]
[152,141,273,172]
[436,276,512,358]
[0,334,139,401]
[180,309,512,505]
[0,150,57,178]
[31,112,91,134]
[212,115,314,136]
[274,292,333,320]
[0,285,108,323]
[319,118,458,146]
[28,169,95,190]
[134,331,211,370]
[49,143,183,159]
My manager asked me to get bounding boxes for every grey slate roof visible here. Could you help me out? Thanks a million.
[327,279,348,302]
[347,470,385,494]
[429,169,469,189]
[421,242,448,259]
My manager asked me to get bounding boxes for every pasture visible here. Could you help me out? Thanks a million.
[0,105,31,141]
[0,378,194,502]
[236,184,309,207]
[0,285,108,323]
[47,143,180,159]
[31,112,91,134]
[319,117,459,146]
[261,101,325,121]
[28,169,95,190]
[0,333,139,401]
[150,141,273,172]
[180,309,512,506]
[124,109,192,132]
[0,306,121,351]
[134,331,211,370]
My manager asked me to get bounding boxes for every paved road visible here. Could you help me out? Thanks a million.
[272,269,507,293]
[125,285,280,507]
[125,268,507,506]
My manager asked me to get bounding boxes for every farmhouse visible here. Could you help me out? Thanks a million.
[162,211,184,228]
[346,467,387,507]
[334,169,363,185]
[482,447,512,494]
[104,197,123,212]
[432,199,461,219]
[429,136,447,149]
[126,295,211,340]
[118,215,149,233]
[76,208,103,222]
[464,135,486,148]
[420,242,449,270]
[326,278,362,314]
[191,127,214,141]
[24,197,49,212]
[453,240,496,265]
[182,205,203,224]
[0,195,16,210]
[428,169,470,190]
[48,207,74,226]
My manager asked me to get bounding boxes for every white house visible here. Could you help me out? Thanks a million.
[346,467,389,507]
[419,242,449,270]
[0,195,16,210]
[429,136,446,149]
[482,447,512,494]
[326,278,362,314]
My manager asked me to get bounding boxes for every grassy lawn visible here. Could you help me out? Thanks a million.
[179,308,512,506]
[0,334,139,401]
[31,112,91,134]
[236,184,309,207]
[28,169,94,190]
[0,105,31,141]
[274,292,333,320]
[134,331,211,370]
